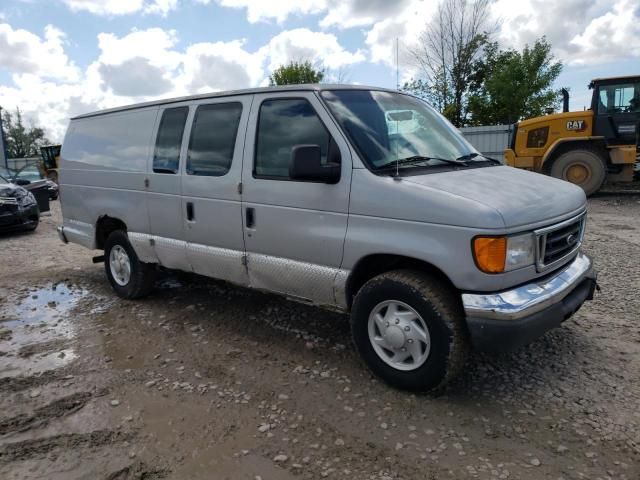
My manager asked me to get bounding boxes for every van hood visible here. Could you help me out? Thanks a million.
[401,165,586,228]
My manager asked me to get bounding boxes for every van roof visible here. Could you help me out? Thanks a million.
[71,84,399,120]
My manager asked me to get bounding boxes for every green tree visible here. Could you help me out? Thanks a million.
[467,38,563,125]
[269,61,325,86]
[0,107,50,158]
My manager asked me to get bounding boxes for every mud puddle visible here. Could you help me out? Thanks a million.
[0,283,87,378]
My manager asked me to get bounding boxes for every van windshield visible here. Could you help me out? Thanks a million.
[321,90,485,171]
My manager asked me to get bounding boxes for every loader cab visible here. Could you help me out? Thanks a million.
[590,76,640,145]
[40,144,62,183]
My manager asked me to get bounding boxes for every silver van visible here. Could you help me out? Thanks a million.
[58,85,597,391]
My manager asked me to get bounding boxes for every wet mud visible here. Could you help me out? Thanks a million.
[1,199,639,479]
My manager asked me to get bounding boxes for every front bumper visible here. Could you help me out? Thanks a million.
[0,203,39,232]
[462,252,596,351]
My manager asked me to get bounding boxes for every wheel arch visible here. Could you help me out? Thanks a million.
[345,254,458,310]
[541,137,608,172]
[95,215,127,250]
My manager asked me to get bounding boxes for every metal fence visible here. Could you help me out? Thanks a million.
[459,124,512,162]
[5,157,41,171]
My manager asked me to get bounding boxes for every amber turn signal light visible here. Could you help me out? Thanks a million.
[473,237,507,273]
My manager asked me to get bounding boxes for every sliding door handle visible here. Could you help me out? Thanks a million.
[186,202,195,221]
[245,207,255,228]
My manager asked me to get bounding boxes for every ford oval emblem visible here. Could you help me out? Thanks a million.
[566,234,577,246]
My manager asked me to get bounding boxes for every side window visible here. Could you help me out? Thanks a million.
[187,102,243,177]
[598,84,640,114]
[153,107,188,173]
[255,98,333,179]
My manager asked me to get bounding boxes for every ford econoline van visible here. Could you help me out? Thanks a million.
[58,85,597,391]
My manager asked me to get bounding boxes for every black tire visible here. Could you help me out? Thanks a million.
[549,148,607,196]
[104,230,156,299]
[351,270,468,392]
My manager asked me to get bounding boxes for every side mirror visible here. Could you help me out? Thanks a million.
[15,178,30,186]
[289,145,340,184]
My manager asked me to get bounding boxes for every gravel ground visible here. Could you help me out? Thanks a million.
[0,195,639,480]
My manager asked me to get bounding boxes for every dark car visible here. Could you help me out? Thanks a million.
[0,172,40,233]
[10,166,59,200]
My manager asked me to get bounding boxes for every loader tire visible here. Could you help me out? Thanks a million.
[549,148,606,196]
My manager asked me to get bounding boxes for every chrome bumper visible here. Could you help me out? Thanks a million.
[462,252,595,321]
[57,226,68,244]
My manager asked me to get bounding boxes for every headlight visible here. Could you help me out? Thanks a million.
[473,233,535,273]
[18,192,36,206]
[504,233,535,271]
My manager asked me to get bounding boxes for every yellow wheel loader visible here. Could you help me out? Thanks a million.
[505,75,640,195]
[40,144,61,184]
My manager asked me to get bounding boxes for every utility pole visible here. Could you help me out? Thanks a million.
[395,38,399,90]
[0,106,8,168]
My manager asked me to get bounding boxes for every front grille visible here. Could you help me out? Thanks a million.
[535,214,586,272]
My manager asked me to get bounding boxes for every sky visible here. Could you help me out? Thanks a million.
[0,0,639,142]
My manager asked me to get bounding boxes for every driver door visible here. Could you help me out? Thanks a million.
[240,91,352,305]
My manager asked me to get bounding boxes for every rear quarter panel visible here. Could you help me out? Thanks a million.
[60,108,159,249]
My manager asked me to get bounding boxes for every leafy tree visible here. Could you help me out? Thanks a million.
[269,61,325,86]
[467,38,563,125]
[405,0,496,126]
[0,107,50,158]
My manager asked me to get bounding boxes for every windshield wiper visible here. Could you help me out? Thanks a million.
[456,152,479,161]
[375,155,469,171]
[457,152,502,165]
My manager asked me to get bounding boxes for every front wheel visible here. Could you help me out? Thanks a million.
[351,270,468,392]
[104,230,156,299]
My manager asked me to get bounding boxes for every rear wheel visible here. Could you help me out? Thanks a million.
[350,270,468,392]
[549,148,606,196]
[104,230,156,299]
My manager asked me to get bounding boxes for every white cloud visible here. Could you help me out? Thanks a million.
[144,0,179,16]
[365,1,439,69]
[61,0,178,16]
[320,0,412,29]
[5,0,635,141]
[259,28,366,71]
[492,0,639,65]
[98,58,175,96]
[361,0,640,75]
[96,28,182,68]
[0,22,365,141]
[209,0,326,23]
[90,28,183,100]
[0,75,85,141]
[62,0,145,15]
[180,40,264,92]
[566,0,640,65]
[209,0,411,27]
[0,23,80,82]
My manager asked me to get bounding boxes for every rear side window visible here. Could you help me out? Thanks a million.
[153,107,189,174]
[187,102,243,176]
[255,98,331,179]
